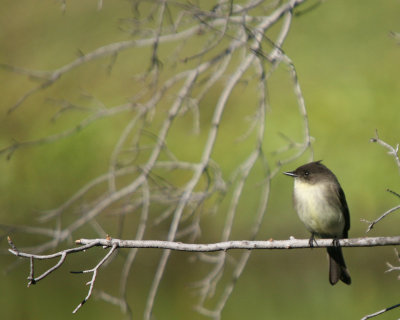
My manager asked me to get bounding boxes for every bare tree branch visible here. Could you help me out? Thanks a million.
[362,132,400,231]
[4,0,320,318]
[361,303,400,320]
[362,202,400,233]
[71,243,118,314]
[361,249,400,320]
[9,234,400,314]
[370,129,400,173]
[9,235,400,286]
[9,235,400,284]
[0,103,135,160]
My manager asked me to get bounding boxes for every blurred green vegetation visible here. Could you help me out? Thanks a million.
[1,0,400,319]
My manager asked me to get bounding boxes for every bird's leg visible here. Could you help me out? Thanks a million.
[308,233,318,248]
[332,237,340,247]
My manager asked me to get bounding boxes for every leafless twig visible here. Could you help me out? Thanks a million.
[71,243,118,314]
[361,303,400,320]
[362,132,400,232]
[362,202,400,232]
[370,130,400,173]
[361,249,400,320]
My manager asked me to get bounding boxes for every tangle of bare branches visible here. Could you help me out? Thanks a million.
[3,1,320,319]
[359,132,400,320]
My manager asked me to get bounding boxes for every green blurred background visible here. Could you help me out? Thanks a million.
[1,1,400,319]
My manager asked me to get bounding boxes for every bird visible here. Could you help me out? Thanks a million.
[284,160,351,285]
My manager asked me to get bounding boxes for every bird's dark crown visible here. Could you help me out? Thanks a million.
[284,160,338,184]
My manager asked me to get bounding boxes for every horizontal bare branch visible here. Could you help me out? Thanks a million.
[9,235,400,314]
[9,236,400,261]
[73,236,400,251]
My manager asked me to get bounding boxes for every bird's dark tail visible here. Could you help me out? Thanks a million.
[327,246,351,285]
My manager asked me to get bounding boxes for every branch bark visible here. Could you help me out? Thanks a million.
[73,236,400,251]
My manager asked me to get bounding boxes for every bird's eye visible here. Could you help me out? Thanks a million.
[304,170,309,176]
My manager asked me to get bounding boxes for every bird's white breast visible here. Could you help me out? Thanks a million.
[293,179,345,237]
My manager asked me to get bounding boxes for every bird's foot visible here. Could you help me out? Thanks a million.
[332,237,340,247]
[309,233,318,248]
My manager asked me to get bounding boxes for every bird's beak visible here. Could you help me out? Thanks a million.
[283,171,298,177]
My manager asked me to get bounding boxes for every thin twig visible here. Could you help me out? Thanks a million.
[362,248,400,319]
[370,129,400,173]
[361,303,400,320]
[72,243,118,313]
[362,132,400,231]
[362,204,400,232]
